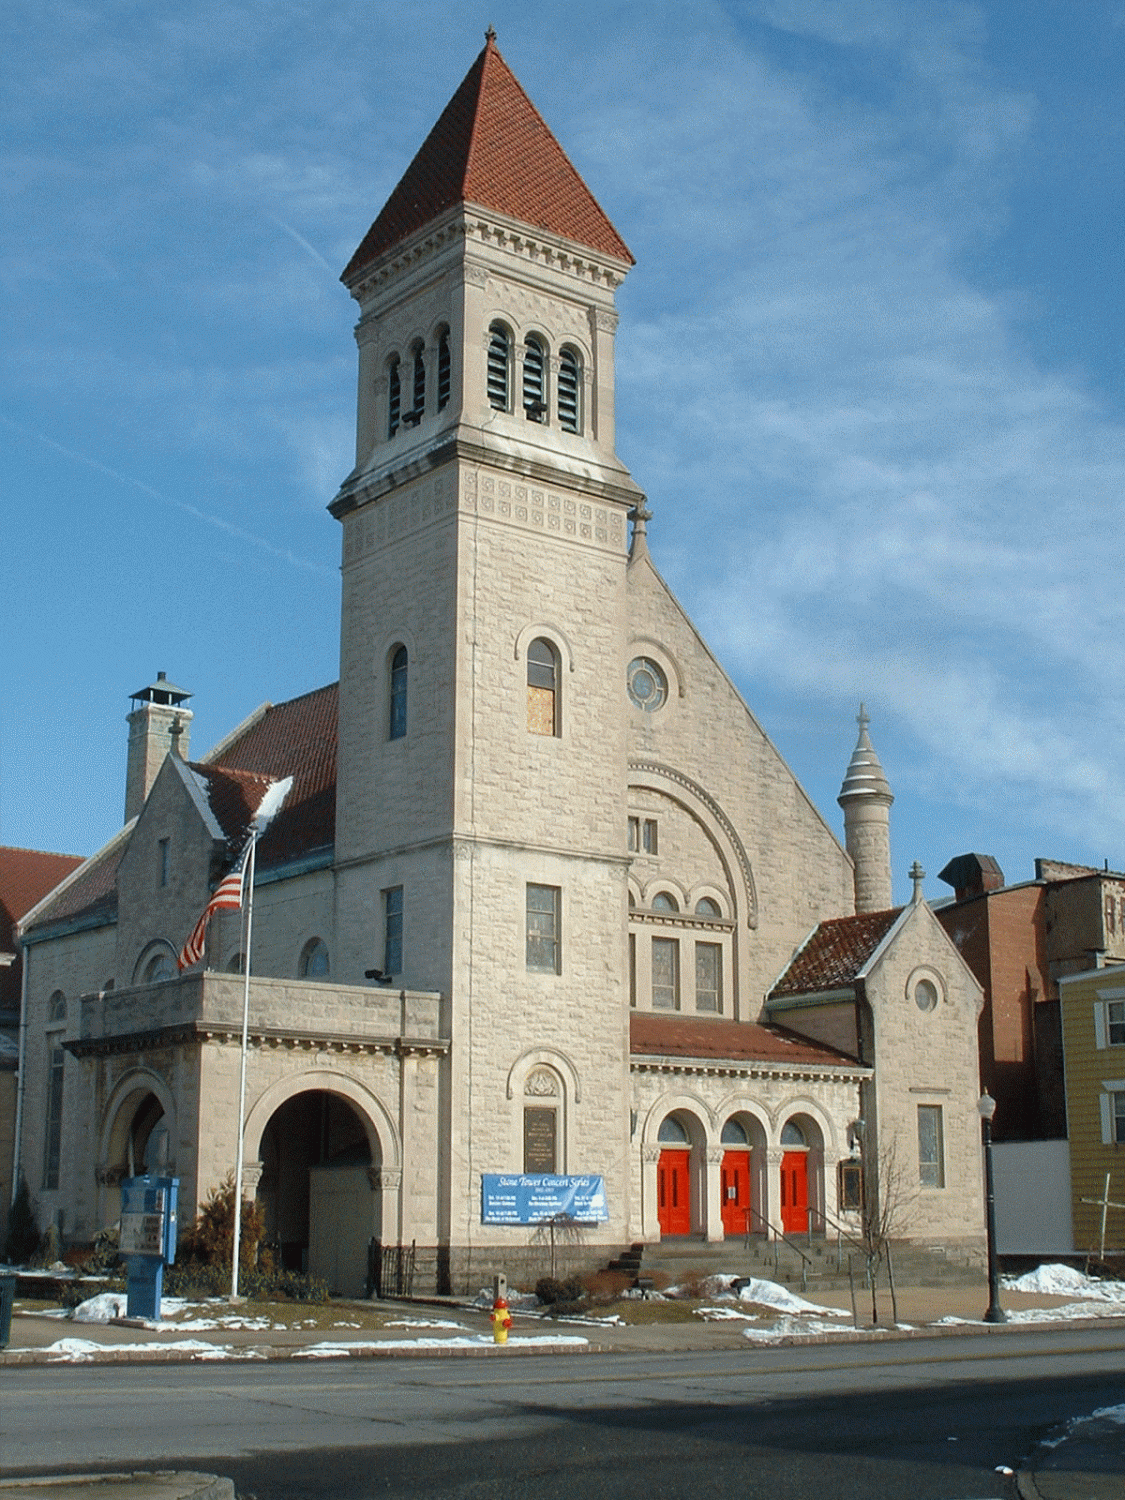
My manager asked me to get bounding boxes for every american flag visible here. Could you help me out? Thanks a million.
[177,843,250,970]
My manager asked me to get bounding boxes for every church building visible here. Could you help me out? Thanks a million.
[14,35,986,1293]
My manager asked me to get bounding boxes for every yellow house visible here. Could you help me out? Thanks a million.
[1059,967,1125,1255]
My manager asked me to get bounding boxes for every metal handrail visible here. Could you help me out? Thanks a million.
[745,1205,813,1289]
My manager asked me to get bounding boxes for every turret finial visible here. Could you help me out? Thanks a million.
[910,861,926,903]
[629,501,652,561]
[485,24,497,42]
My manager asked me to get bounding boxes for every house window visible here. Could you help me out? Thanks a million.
[299,938,330,978]
[389,645,408,740]
[1114,1091,1125,1145]
[43,1043,65,1190]
[523,335,546,421]
[526,884,560,973]
[628,817,658,854]
[917,1105,945,1188]
[652,937,679,1009]
[527,638,558,736]
[437,327,451,410]
[1100,1088,1125,1145]
[487,322,510,410]
[384,886,403,977]
[695,942,722,1012]
[387,355,401,436]
[557,347,580,432]
[158,837,169,887]
[1108,1001,1125,1046]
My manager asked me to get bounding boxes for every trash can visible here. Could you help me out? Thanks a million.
[0,1272,17,1350]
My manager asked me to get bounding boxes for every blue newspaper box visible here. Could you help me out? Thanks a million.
[119,1175,178,1320]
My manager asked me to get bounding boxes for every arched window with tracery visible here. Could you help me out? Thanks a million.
[527,637,559,735]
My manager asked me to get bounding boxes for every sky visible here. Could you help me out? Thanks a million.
[2,0,1123,906]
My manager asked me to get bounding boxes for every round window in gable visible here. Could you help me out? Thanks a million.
[915,977,939,1012]
[627,656,667,712]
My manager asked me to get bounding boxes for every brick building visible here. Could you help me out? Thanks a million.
[13,36,986,1291]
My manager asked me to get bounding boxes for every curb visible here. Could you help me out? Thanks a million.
[0,1475,234,1500]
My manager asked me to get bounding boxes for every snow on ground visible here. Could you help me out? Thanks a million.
[1093,1404,1125,1424]
[384,1318,467,1329]
[1003,1263,1125,1302]
[294,1334,588,1355]
[41,1338,267,1362]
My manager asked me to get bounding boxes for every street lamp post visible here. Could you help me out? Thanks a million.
[978,1091,1007,1324]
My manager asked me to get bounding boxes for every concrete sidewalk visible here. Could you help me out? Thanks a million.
[2,1281,1122,1499]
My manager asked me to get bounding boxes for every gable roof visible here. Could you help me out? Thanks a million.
[629,1014,861,1068]
[204,682,337,869]
[342,35,632,281]
[0,846,85,997]
[770,908,903,999]
[23,682,339,940]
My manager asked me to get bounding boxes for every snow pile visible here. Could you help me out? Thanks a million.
[1093,1404,1125,1424]
[471,1286,541,1310]
[742,1316,858,1343]
[1003,1263,1125,1302]
[73,1292,127,1322]
[733,1278,846,1318]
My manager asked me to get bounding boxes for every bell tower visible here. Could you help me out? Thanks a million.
[329,33,642,1270]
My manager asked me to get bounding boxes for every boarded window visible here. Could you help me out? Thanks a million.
[527,638,558,735]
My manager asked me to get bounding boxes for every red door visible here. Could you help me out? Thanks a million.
[780,1151,808,1234]
[657,1149,691,1235]
[720,1150,751,1236]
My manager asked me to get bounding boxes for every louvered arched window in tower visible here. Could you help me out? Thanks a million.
[558,347,581,432]
[523,335,546,422]
[487,322,510,410]
[387,355,401,437]
[437,327,451,410]
[406,340,425,425]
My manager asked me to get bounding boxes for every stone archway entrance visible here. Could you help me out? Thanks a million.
[257,1090,378,1296]
[98,1080,175,1232]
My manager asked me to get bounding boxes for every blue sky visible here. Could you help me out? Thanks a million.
[2,1,1122,905]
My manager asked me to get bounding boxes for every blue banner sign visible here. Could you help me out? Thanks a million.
[481,1174,609,1225]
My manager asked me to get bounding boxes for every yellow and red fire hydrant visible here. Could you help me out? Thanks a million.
[491,1295,512,1345]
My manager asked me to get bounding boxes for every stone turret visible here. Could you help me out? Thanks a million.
[838,704,894,914]
[125,671,192,823]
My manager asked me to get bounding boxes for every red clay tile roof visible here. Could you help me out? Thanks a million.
[342,36,632,280]
[630,1014,860,1067]
[769,908,903,999]
[206,683,337,870]
[0,847,85,999]
[17,838,123,937]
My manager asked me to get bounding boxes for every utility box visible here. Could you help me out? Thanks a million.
[120,1175,178,1320]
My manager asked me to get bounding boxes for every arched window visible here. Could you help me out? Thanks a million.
[695,897,721,917]
[437,327,451,410]
[527,637,558,735]
[721,1118,750,1146]
[48,990,67,1023]
[387,355,401,437]
[135,944,176,986]
[226,952,245,974]
[389,645,408,740]
[557,347,580,432]
[407,340,425,424]
[781,1120,807,1147]
[657,1115,690,1145]
[299,938,330,978]
[652,891,679,912]
[523,335,546,422]
[487,322,510,410]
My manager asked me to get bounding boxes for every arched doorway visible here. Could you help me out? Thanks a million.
[778,1113,826,1235]
[258,1090,378,1296]
[719,1115,766,1237]
[656,1114,693,1236]
[98,1079,176,1233]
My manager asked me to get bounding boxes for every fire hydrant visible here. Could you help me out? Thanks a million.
[491,1295,512,1345]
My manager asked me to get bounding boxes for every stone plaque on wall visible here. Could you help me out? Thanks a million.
[523,1107,557,1173]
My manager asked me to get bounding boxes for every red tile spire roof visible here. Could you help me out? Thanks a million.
[342,33,633,281]
[769,908,903,999]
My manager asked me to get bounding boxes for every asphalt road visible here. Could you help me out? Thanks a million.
[3,1329,1124,1498]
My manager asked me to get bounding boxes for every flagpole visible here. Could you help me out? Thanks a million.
[230,831,257,1302]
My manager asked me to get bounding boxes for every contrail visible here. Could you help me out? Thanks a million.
[271,217,338,275]
[2,417,335,578]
